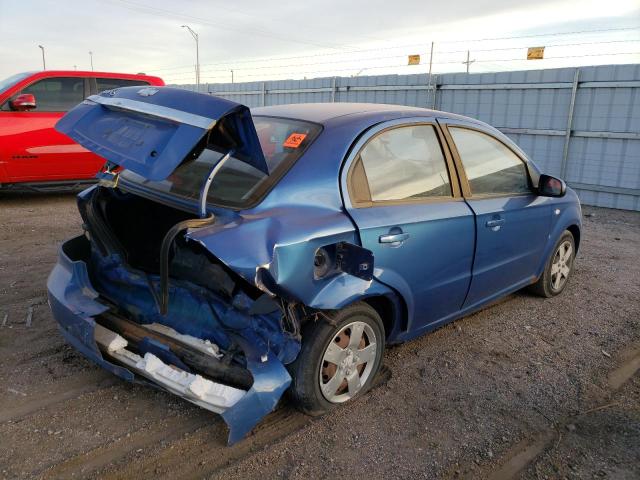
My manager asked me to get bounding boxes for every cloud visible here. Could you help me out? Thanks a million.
[0,0,638,81]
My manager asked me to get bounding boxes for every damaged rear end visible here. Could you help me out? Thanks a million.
[48,187,300,444]
[48,87,308,444]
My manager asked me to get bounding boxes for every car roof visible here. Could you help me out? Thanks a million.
[22,70,159,77]
[251,102,467,124]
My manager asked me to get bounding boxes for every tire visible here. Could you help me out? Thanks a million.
[287,302,385,416]
[529,230,576,298]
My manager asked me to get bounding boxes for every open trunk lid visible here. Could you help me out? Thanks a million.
[55,86,268,181]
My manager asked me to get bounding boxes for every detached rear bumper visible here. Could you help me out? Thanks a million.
[47,235,291,445]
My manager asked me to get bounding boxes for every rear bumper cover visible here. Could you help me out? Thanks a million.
[47,235,292,445]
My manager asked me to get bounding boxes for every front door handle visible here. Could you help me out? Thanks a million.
[485,219,505,227]
[485,218,505,230]
[379,232,410,245]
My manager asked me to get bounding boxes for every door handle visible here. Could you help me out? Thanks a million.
[379,233,410,245]
[485,218,505,229]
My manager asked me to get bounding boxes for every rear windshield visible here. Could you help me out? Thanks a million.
[121,116,321,209]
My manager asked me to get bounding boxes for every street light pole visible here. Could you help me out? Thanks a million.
[181,25,200,90]
[89,51,94,71]
[38,45,46,70]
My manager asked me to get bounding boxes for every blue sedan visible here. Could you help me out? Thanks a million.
[49,86,581,444]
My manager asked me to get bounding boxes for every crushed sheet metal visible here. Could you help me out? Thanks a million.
[48,235,295,444]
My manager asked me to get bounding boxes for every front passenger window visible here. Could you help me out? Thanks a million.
[449,127,530,196]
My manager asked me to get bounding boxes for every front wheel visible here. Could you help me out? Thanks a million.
[529,230,576,297]
[287,303,385,416]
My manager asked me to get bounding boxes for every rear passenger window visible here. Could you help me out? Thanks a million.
[96,78,149,92]
[355,125,452,203]
[449,127,531,196]
[21,77,84,112]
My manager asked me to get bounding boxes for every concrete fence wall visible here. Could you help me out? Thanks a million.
[175,64,640,210]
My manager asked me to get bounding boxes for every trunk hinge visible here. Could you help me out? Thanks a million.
[157,150,234,314]
[199,150,234,218]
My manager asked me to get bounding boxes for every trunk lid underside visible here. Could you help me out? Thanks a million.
[55,86,268,181]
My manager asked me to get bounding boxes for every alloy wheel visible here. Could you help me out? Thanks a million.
[550,240,573,291]
[319,321,378,403]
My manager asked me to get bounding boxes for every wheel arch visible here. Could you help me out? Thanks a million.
[567,223,581,252]
[359,292,408,343]
[535,197,582,279]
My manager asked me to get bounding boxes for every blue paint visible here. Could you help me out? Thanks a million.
[221,334,291,445]
[48,99,583,445]
[47,234,295,444]
[88,250,299,365]
[55,86,268,180]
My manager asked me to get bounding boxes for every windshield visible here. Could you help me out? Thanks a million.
[120,116,322,209]
[0,72,33,95]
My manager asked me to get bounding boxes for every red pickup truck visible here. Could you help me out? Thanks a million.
[0,70,164,190]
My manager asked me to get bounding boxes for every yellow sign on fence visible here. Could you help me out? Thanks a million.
[527,47,545,60]
[408,54,421,65]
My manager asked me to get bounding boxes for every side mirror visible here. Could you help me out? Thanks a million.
[10,93,37,111]
[538,174,566,197]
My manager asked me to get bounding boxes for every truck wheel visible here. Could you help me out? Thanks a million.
[287,302,385,416]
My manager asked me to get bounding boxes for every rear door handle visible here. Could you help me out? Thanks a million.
[379,233,410,245]
[485,218,505,228]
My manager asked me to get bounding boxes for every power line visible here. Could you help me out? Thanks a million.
[182,0,389,44]
[435,38,639,55]
[148,26,639,74]
[161,39,640,78]
[105,0,353,51]
[432,26,639,44]
[162,51,640,83]
[161,41,640,81]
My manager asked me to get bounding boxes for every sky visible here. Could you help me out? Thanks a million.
[0,0,639,85]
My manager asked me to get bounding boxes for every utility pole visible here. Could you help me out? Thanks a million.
[89,51,94,71]
[231,69,234,83]
[427,41,434,108]
[462,50,475,74]
[38,45,46,70]
[181,25,200,90]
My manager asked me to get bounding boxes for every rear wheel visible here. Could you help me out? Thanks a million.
[287,303,385,415]
[529,230,575,297]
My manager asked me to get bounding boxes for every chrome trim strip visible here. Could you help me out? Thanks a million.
[86,95,217,130]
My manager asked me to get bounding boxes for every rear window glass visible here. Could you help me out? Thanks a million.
[121,116,321,209]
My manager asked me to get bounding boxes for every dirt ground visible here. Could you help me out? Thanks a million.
[0,190,638,480]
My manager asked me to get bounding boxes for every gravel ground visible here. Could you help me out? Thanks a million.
[0,190,638,480]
